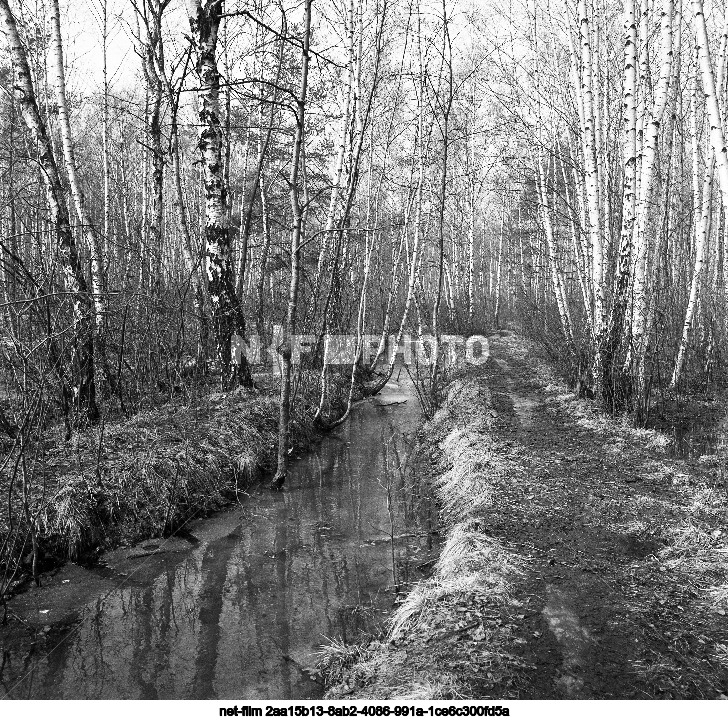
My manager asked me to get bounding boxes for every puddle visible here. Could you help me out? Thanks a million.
[619,533,660,560]
[542,585,592,698]
[649,403,728,460]
[374,395,409,406]
[660,422,723,460]
[0,378,435,699]
[495,358,536,428]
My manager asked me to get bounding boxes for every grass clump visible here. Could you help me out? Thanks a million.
[1,387,295,588]
[43,391,280,556]
[324,367,530,700]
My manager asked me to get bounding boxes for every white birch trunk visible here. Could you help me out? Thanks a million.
[576,0,605,336]
[0,0,98,421]
[49,0,108,376]
[272,0,311,486]
[693,0,728,211]
[671,153,714,387]
[538,152,575,348]
[631,0,675,353]
[187,0,252,388]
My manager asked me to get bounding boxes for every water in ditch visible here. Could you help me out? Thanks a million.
[0,378,436,699]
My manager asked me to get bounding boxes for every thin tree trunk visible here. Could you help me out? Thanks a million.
[101,0,111,256]
[630,0,674,370]
[494,204,505,329]
[49,0,110,391]
[430,0,453,398]
[255,173,271,354]
[1,0,98,422]
[538,151,575,350]
[693,0,728,210]
[603,0,639,407]
[236,21,285,298]
[671,152,714,388]
[467,123,476,325]
[576,0,605,340]
[270,0,311,489]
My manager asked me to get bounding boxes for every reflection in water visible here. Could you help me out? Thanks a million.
[1,381,433,699]
[651,408,728,460]
[662,422,721,459]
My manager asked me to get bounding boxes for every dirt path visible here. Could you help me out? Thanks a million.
[473,334,728,699]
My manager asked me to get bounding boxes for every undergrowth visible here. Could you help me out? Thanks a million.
[0,378,320,601]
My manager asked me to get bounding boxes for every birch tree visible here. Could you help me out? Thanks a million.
[187,0,253,388]
[0,0,98,422]
[133,0,208,369]
[136,0,167,297]
[537,150,575,350]
[430,0,454,398]
[576,0,605,340]
[670,2,728,387]
[49,0,111,390]
[270,0,311,489]
[692,0,728,210]
[629,0,675,399]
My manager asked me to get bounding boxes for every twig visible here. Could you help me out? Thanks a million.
[430,620,481,642]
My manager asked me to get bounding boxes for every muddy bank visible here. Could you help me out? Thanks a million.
[323,356,530,699]
[1,382,317,600]
[325,334,728,699]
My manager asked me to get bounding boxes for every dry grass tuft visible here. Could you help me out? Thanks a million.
[714,643,728,667]
[325,365,529,699]
[2,389,287,574]
[389,523,523,640]
[663,520,714,555]
[706,584,728,612]
[317,637,371,687]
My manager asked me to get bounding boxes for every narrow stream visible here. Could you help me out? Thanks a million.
[648,403,728,459]
[0,378,435,699]
[657,418,726,459]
